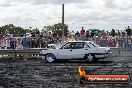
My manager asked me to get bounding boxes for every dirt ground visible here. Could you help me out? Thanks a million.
[0,57,131,88]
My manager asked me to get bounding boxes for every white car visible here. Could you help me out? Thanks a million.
[47,44,56,49]
[40,41,111,63]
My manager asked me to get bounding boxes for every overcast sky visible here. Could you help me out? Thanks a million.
[0,0,132,31]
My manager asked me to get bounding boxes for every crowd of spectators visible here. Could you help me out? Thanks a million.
[0,31,62,49]
[0,27,132,49]
[69,27,132,47]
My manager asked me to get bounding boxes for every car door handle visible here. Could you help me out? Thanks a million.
[85,49,88,50]
[70,50,72,51]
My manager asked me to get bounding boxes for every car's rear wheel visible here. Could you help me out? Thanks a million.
[45,53,56,63]
[85,54,98,63]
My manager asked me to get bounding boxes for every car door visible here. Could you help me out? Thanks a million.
[70,42,90,59]
[57,42,74,59]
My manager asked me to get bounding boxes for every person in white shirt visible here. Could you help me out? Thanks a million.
[16,38,23,49]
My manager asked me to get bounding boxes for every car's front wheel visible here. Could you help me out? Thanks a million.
[85,54,98,63]
[45,53,56,63]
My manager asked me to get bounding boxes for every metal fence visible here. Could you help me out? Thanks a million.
[0,47,131,60]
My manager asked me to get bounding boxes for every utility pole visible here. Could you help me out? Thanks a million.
[62,4,64,42]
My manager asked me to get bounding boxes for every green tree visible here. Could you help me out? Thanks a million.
[42,25,54,32]
[32,28,40,34]
[43,23,69,37]
[100,30,105,33]
[0,24,29,36]
[53,23,68,37]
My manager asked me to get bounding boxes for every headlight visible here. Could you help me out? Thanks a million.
[105,50,107,52]
[108,50,111,52]
[105,49,110,53]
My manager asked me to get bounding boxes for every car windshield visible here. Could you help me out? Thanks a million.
[89,41,99,47]
[48,43,63,49]
[58,42,67,49]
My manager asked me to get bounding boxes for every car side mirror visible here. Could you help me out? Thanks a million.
[84,46,88,49]
[85,47,88,48]
[60,47,64,49]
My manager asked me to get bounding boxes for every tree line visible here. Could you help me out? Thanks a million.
[0,23,69,37]
[0,23,131,37]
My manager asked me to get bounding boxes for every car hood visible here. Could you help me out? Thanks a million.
[42,48,59,54]
[99,47,110,50]
[98,47,110,52]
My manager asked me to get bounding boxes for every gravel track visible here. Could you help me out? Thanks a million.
[0,58,131,88]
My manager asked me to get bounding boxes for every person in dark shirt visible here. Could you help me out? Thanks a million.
[86,31,89,38]
[75,31,80,37]
[22,36,29,49]
[40,32,43,38]
[126,26,131,37]
[10,38,16,49]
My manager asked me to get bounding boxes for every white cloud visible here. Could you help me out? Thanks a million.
[0,0,132,31]
[31,0,86,5]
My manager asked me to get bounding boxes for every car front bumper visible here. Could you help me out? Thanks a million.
[95,53,109,59]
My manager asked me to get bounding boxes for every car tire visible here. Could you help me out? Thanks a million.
[45,53,56,63]
[85,54,98,63]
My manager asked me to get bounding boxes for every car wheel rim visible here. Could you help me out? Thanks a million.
[87,54,93,61]
[46,55,54,62]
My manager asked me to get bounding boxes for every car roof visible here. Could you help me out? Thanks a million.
[68,41,91,43]
[48,44,55,45]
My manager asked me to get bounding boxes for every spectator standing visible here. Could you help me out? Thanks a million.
[93,34,97,44]
[118,32,127,47]
[40,38,45,48]
[75,31,80,41]
[75,31,80,37]
[30,38,35,48]
[86,30,90,38]
[1,37,6,49]
[127,36,132,47]
[80,27,85,41]
[72,30,75,40]
[67,32,73,41]
[5,36,10,49]
[99,32,108,47]
[0,38,2,49]
[22,36,29,49]
[108,36,114,47]
[10,38,16,49]
[16,38,23,49]
[34,38,39,48]
[126,26,131,37]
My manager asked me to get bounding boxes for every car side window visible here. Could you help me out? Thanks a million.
[60,42,74,49]
[72,42,85,49]
[60,42,91,49]
[84,42,90,48]
[89,42,96,47]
